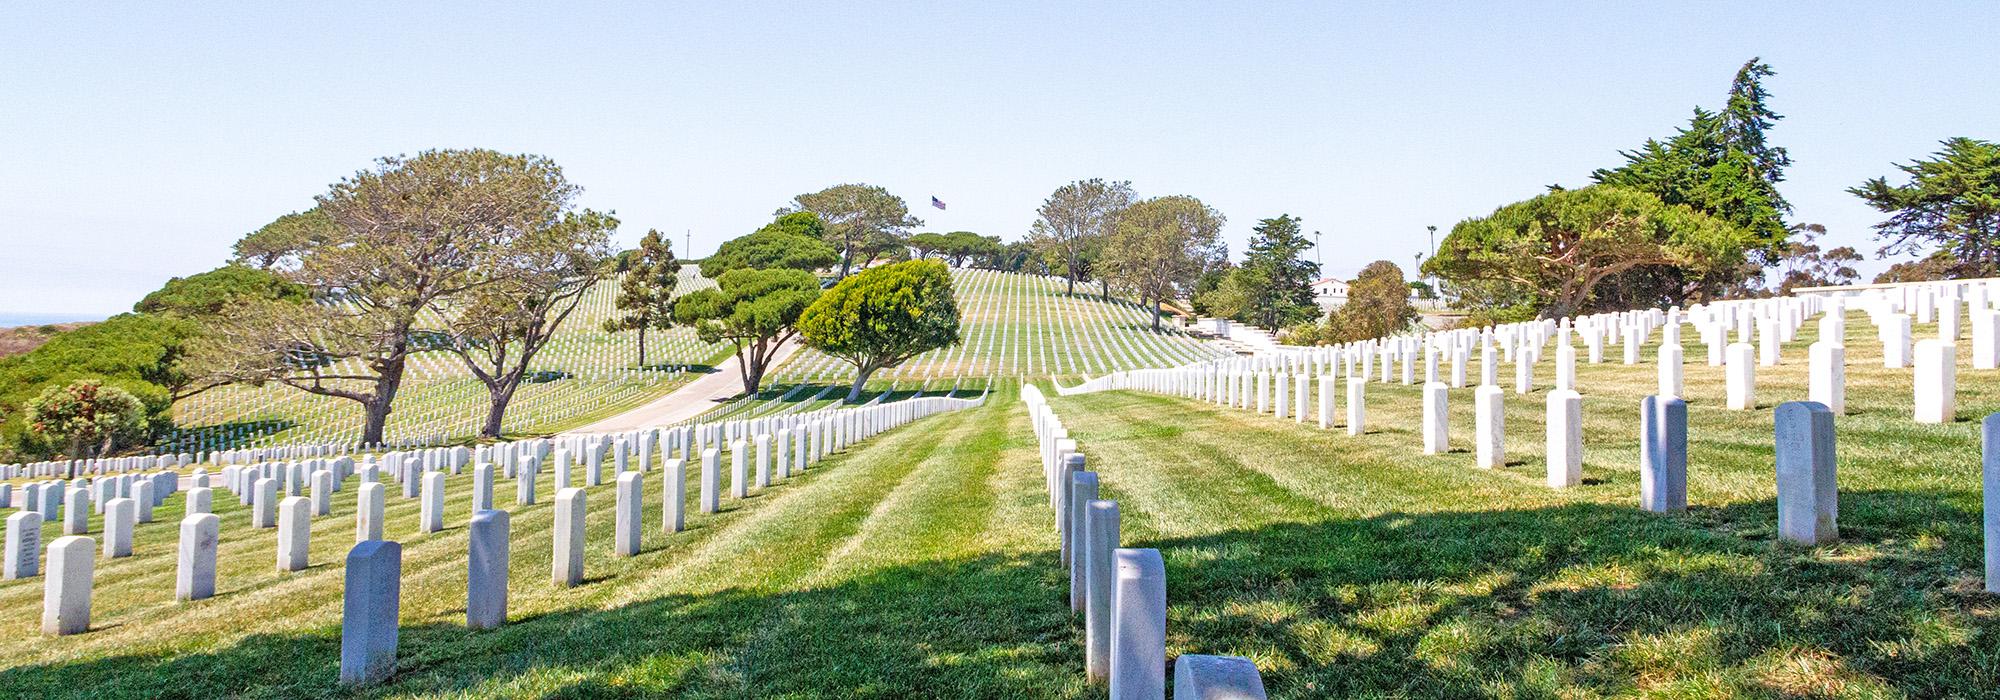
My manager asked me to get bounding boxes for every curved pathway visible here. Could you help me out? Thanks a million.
[565,337,803,434]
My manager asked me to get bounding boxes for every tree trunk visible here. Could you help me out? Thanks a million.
[743,356,766,396]
[637,326,649,368]
[1066,273,1076,295]
[846,366,876,403]
[480,381,519,439]
[1152,299,1164,331]
[361,398,392,447]
[1102,280,1111,302]
[66,436,82,478]
[359,330,411,447]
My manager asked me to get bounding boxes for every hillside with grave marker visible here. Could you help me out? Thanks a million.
[159,266,735,451]
[160,266,1230,452]
[9,278,2000,697]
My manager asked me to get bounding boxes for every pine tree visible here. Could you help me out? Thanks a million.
[602,230,681,367]
[1240,214,1320,328]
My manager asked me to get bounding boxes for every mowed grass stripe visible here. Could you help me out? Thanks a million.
[1047,365,2000,697]
[0,400,1092,698]
[717,394,1089,698]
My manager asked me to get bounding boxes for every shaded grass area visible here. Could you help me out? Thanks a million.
[1044,310,2000,697]
[0,387,1088,699]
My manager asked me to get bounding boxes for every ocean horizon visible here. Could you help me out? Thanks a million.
[0,311,111,328]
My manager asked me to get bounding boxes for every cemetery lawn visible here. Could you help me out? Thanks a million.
[1045,312,2000,697]
[0,387,1092,699]
[9,313,2000,697]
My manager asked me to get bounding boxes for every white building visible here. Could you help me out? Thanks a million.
[1311,277,1350,310]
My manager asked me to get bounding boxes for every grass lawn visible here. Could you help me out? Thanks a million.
[9,310,2000,697]
[1043,310,2000,697]
[0,389,1088,699]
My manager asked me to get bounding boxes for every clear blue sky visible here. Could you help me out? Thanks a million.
[2,2,1994,317]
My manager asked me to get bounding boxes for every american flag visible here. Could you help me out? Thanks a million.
[931,196,947,210]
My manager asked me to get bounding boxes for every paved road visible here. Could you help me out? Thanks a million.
[564,338,803,434]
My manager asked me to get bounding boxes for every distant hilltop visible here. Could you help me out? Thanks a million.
[0,311,107,328]
[0,320,97,358]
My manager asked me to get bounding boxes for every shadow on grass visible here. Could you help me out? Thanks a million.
[160,418,299,452]
[6,493,1995,698]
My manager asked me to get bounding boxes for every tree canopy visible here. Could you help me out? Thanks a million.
[776,184,922,278]
[1323,261,1416,343]
[1589,58,1792,304]
[1239,214,1319,328]
[25,379,148,470]
[135,265,308,318]
[1770,223,1862,295]
[233,208,337,270]
[702,212,839,278]
[1099,195,1227,330]
[1192,266,1260,322]
[1849,137,2000,277]
[0,313,193,459]
[675,267,821,395]
[604,230,682,367]
[798,259,960,401]
[1029,179,1135,296]
[1424,185,1751,319]
[436,207,616,437]
[192,148,606,445]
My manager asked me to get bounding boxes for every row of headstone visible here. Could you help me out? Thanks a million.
[1080,359,1881,551]
[1055,276,2000,432]
[1023,384,1268,699]
[16,389,993,700]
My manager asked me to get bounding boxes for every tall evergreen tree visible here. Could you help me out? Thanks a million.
[1239,214,1320,328]
[1850,137,2000,276]
[1591,58,1792,304]
[602,230,681,367]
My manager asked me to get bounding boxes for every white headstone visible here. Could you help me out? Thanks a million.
[42,535,93,635]
[615,472,642,557]
[1775,401,1838,546]
[1914,339,1957,424]
[663,458,687,533]
[6,511,42,580]
[419,472,445,533]
[176,513,220,600]
[1110,547,1166,700]
[356,482,385,543]
[338,540,400,685]
[467,509,509,630]
[1545,390,1581,488]
[278,496,310,571]
[1809,342,1846,415]
[104,498,135,558]
[1475,385,1505,469]
[553,487,585,586]
[1726,343,1756,410]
